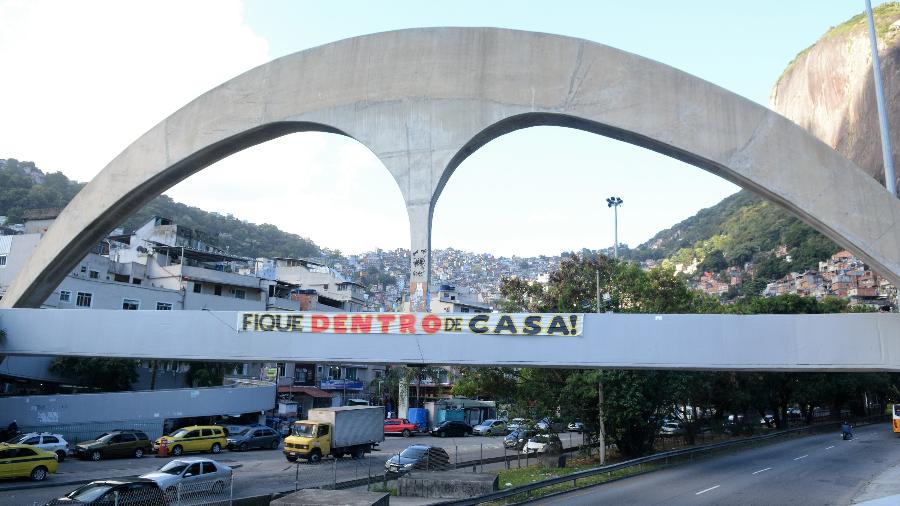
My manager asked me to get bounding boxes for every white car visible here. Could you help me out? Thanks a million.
[140,457,232,501]
[521,434,562,455]
[658,422,684,436]
[6,432,69,461]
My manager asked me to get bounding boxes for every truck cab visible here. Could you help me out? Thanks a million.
[284,421,331,463]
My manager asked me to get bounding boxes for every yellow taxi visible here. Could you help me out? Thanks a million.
[153,425,226,456]
[0,443,58,481]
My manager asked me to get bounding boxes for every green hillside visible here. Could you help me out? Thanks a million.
[625,189,842,295]
[0,158,322,259]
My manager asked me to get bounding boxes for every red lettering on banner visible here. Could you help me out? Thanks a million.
[333,315,347,333]
[422,315,442,334]
[399,314,416,334]
[311,315,330,333]
[376,314,396,333]
[351,315,373,333]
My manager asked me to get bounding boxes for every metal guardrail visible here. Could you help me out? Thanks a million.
[437,415,889,505]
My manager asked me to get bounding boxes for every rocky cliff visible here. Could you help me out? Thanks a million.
[771,3,900,189]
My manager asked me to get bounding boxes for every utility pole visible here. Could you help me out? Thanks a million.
[606,197,623,258]
[865,0,897,196]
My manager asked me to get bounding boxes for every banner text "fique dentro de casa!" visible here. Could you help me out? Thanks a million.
[238,312,582,336]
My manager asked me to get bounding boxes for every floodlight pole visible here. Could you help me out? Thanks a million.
[865,0,897,196]
[606,197,623,258]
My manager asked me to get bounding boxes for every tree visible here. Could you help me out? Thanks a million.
[184,362,236,387]
[49,357,138,391]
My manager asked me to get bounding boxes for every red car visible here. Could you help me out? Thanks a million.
[384,418,417,437]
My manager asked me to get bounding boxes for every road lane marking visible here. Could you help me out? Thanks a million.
[696,485,720,495]
[825,446,835,450]
[752,467,772,475]
[793,455,808,460]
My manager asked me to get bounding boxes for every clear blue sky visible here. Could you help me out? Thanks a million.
[1,1,887,256]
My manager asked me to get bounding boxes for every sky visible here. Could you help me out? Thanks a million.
[0,1,887,257]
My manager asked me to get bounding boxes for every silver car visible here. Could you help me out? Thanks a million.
[140,457,231,501]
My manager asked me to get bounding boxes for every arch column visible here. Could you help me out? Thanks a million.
[407,200,433,312]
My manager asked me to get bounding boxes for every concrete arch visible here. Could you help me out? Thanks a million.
[3,27,900,308]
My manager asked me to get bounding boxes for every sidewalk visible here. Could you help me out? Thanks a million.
[853,459,900,504]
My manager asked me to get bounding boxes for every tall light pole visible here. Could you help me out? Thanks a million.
[606,197,623,258]
[865,0,897,197]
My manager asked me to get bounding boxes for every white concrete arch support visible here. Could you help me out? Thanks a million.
[3,27,900,309]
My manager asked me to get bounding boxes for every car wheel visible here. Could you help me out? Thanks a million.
[55,450,66,462]
[30,466,48,481]
[309,450,322,463]
[171,445,183,456]
[270,439,279,450]
[91,450,102,461]
[133,447,144,458]
[211,443,222,454]
[212,480,225,494]
[402,429,411,438]
[239,442,248,452]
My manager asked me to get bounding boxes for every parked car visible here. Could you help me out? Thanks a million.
[45,478,166,505]
[383,418,418,437]
[567,421,585,433]
[506,418,532,432]
[536,417,565,433]
[6,432,69,462]
[140,457,232,502]
[504,429,533,450]
[521,434,562,455]
[473,419,507,436]
[0,443,58,481]
[226,426,280,451]
[384,445,451,475]
[658,422,684,436]
[152,425,226,457]
[429,420,472,438]
[74,430,152,461]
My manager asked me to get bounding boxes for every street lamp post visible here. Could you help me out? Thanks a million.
[606,197,623,258]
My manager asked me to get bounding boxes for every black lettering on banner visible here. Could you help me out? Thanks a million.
[469,314,489,333]
[493,315,517,334]
[522,315,542,335]
[259,314,276,331]
[242,313,254,331]
[444,318,462,332]
[275,314,292,331]
[290,314,304,332]
[547,315,570,335]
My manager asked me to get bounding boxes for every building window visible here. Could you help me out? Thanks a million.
[461,307,470,313]
[329,366,341,379]
[132,278,142,285]
[59,290,71,303]
[344,367,358,380]
[89,270,99,279]
[156,302,173,310]
[122,298,140,310]
[76,292,92,308]
[193,282,202,293]
[234,289,246,299]
[113,273,129,283]
[214,284,222,296]
[0,255,6,267]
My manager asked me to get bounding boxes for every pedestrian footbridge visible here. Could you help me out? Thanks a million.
[1,309,897,371]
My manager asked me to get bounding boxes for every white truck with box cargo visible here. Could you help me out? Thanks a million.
[283,406,384,463]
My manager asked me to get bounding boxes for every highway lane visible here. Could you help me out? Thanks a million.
[534,423,900,506]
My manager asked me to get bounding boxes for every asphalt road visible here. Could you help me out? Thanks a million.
[534,423,900,506]
[1,431,579,505]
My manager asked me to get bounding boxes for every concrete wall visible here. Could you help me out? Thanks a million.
[5,28,900,311]
[3,309,900,371]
